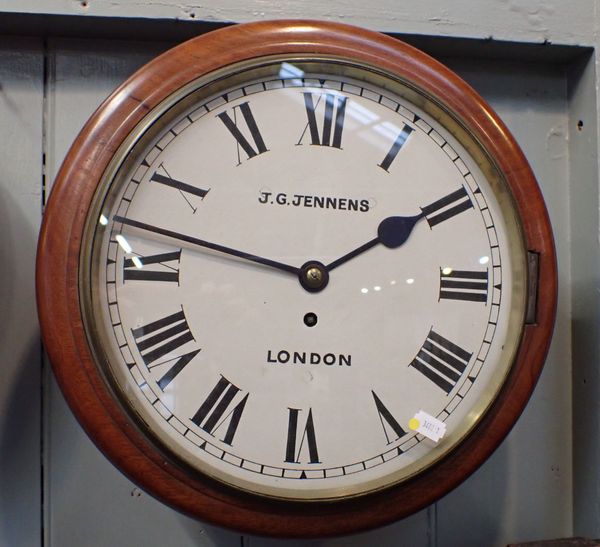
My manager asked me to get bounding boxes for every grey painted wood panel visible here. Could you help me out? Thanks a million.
[435,59,572,546]
[0,0,595,46]
[568,53,600,538]
[245,510,432,547]
[46,379,241,546]
[44,38,170,189]
[0,38,44,547]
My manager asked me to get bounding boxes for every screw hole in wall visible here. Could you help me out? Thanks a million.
[577,120,584,131]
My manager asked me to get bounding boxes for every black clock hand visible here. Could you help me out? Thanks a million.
[113,215,301,275]
[326,212,425,271]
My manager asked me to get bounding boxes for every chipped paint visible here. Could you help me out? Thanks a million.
[546,124,567,160]
[503,0,554,32]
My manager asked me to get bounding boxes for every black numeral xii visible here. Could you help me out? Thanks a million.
[298,92,347,148]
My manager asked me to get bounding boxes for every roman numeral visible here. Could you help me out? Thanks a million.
[123,250,181,283]
[285,408,320,464]
[150,171,210,199]
[131,309,199,389]
[410,330,472,394]
[378,125,414,171]
[439,268,489,303]
[421,187,473,228]
[150,165,210,212]
[156,349,200,390]
[131,309,195,366]
[372,391,407,444]
[298,92,347,148]
[191,375,249,445]
[217,102,268,164]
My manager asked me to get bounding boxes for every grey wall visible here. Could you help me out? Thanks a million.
[1,2,597,546]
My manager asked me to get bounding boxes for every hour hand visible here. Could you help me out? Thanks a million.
[377,212,425,249]
[326,212,424,272]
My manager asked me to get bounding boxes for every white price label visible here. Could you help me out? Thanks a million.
[409,411,447,442]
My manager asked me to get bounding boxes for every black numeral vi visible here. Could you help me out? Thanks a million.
[285,407,320,464]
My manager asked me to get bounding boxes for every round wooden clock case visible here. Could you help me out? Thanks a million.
[36,20,556,537]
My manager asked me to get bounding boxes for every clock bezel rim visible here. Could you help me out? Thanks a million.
[36,19,557,537]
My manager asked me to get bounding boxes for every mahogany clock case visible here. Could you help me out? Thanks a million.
[36,20,556,537]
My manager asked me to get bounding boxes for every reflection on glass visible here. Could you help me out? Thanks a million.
[406,278,415,285]
[278,62,304,85]
[479,256,490,265]
[132,256,143,269]
[374,121,406,142]
[346,101,379,125]
[115,234,132,254]
[442,267,453,276]
[99,214,108,226]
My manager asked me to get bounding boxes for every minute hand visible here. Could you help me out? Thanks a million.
[113,215,300,275]
[326,212,425,272]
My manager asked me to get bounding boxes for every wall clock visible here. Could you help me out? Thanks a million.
[36,20,556,537]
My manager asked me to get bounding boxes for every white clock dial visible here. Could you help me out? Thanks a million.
[83,59,526,500]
